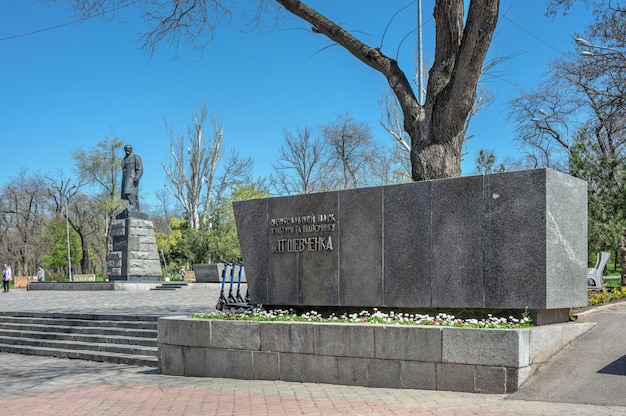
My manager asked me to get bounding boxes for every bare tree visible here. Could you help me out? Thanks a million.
[380,55,499,175]
[0,171,49,276]
[48,180,102,275]
[162,104,253,230]
[507,83,572,170]
[63,0,500,181]
[511,0,626,256]
[321,113,377,190]
[271,126,325,195]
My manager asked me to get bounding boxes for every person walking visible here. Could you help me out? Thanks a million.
[2,264,12,293]
[36,266,45,282]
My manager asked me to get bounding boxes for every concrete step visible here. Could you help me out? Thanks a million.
[0,311,160,322]
[0,322,157,338]
[0,328,157,347]
[0,316,158,330]
[0,343,157,366]
[0,336,158,356]
[0,313,159,367]
[151,282,189,291]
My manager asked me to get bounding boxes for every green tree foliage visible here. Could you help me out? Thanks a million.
[41,218,82,279]
[73,135,125,270]
[571,135,626,260]
[474,150,506,174]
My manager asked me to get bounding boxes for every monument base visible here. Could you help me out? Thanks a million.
[108,275,161,282]
[107,211,162,281]
[233,169,588,324]
[115,209,149,220]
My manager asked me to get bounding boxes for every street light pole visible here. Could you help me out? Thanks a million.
[576,37,626,60]
[63,192,73,283]
[50,180,74,282]
[417,0,424,105]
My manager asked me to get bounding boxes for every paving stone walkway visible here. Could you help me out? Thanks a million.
[0,288,623,415]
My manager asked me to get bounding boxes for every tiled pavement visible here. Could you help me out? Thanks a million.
[0,288,624,416]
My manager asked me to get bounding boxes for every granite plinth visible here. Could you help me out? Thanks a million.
[107,214,162,280]
[233,169,588,322]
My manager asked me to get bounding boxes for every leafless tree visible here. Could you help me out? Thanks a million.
[379,57,499,173]
[48,184,103,275]
[370,140,412,185]
[0,171,49,276]
[63,0,500,181]
[271,126,325,195]
[507,82,572,171]
[162,104,253,229]
[320,113,378,190]
[511,0,626,255]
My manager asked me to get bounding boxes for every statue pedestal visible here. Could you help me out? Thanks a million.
[107,211,162,282]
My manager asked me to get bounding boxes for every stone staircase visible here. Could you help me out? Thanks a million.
[0,312,158,367]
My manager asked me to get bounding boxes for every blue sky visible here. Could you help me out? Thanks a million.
[0,1,591,207]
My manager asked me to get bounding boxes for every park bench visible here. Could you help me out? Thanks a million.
[14,276,38,289]
[587,251,611,289]
[73,274,96,282]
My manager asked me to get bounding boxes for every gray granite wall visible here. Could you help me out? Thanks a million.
[233,169,588,313]
[158,316,594,393]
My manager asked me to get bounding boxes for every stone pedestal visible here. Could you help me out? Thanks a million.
[194,263,247,283]
[107,211,162,282]
[193,264,221,283]
[233,169,589,324]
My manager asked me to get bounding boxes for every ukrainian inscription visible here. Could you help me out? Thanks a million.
[271,213,337,253]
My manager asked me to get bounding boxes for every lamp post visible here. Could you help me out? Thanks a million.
[417,0,424,105]
[50,181,76,282]
[531,109,571,173]
[576,37,626,60]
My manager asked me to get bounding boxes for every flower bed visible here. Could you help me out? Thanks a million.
[588,287,626,306]
[191,308,533,329]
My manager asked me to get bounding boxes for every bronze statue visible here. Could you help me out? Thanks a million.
[121,145,143,212]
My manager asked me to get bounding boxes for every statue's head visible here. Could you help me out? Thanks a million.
[124,145,133,155]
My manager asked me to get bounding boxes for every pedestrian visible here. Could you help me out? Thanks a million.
[179,266,186,281]
[37,266,45,282]
[2,264,12,292]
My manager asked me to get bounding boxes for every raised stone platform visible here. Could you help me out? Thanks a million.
[158,317,594,394]
[26,282,220,291]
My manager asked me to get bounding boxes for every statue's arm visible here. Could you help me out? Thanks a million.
[135,155,144,182]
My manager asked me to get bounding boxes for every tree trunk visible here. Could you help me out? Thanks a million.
[79,230,89,274]
[275,0,499,181]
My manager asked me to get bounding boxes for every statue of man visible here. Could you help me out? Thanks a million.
[121,144,143,212]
